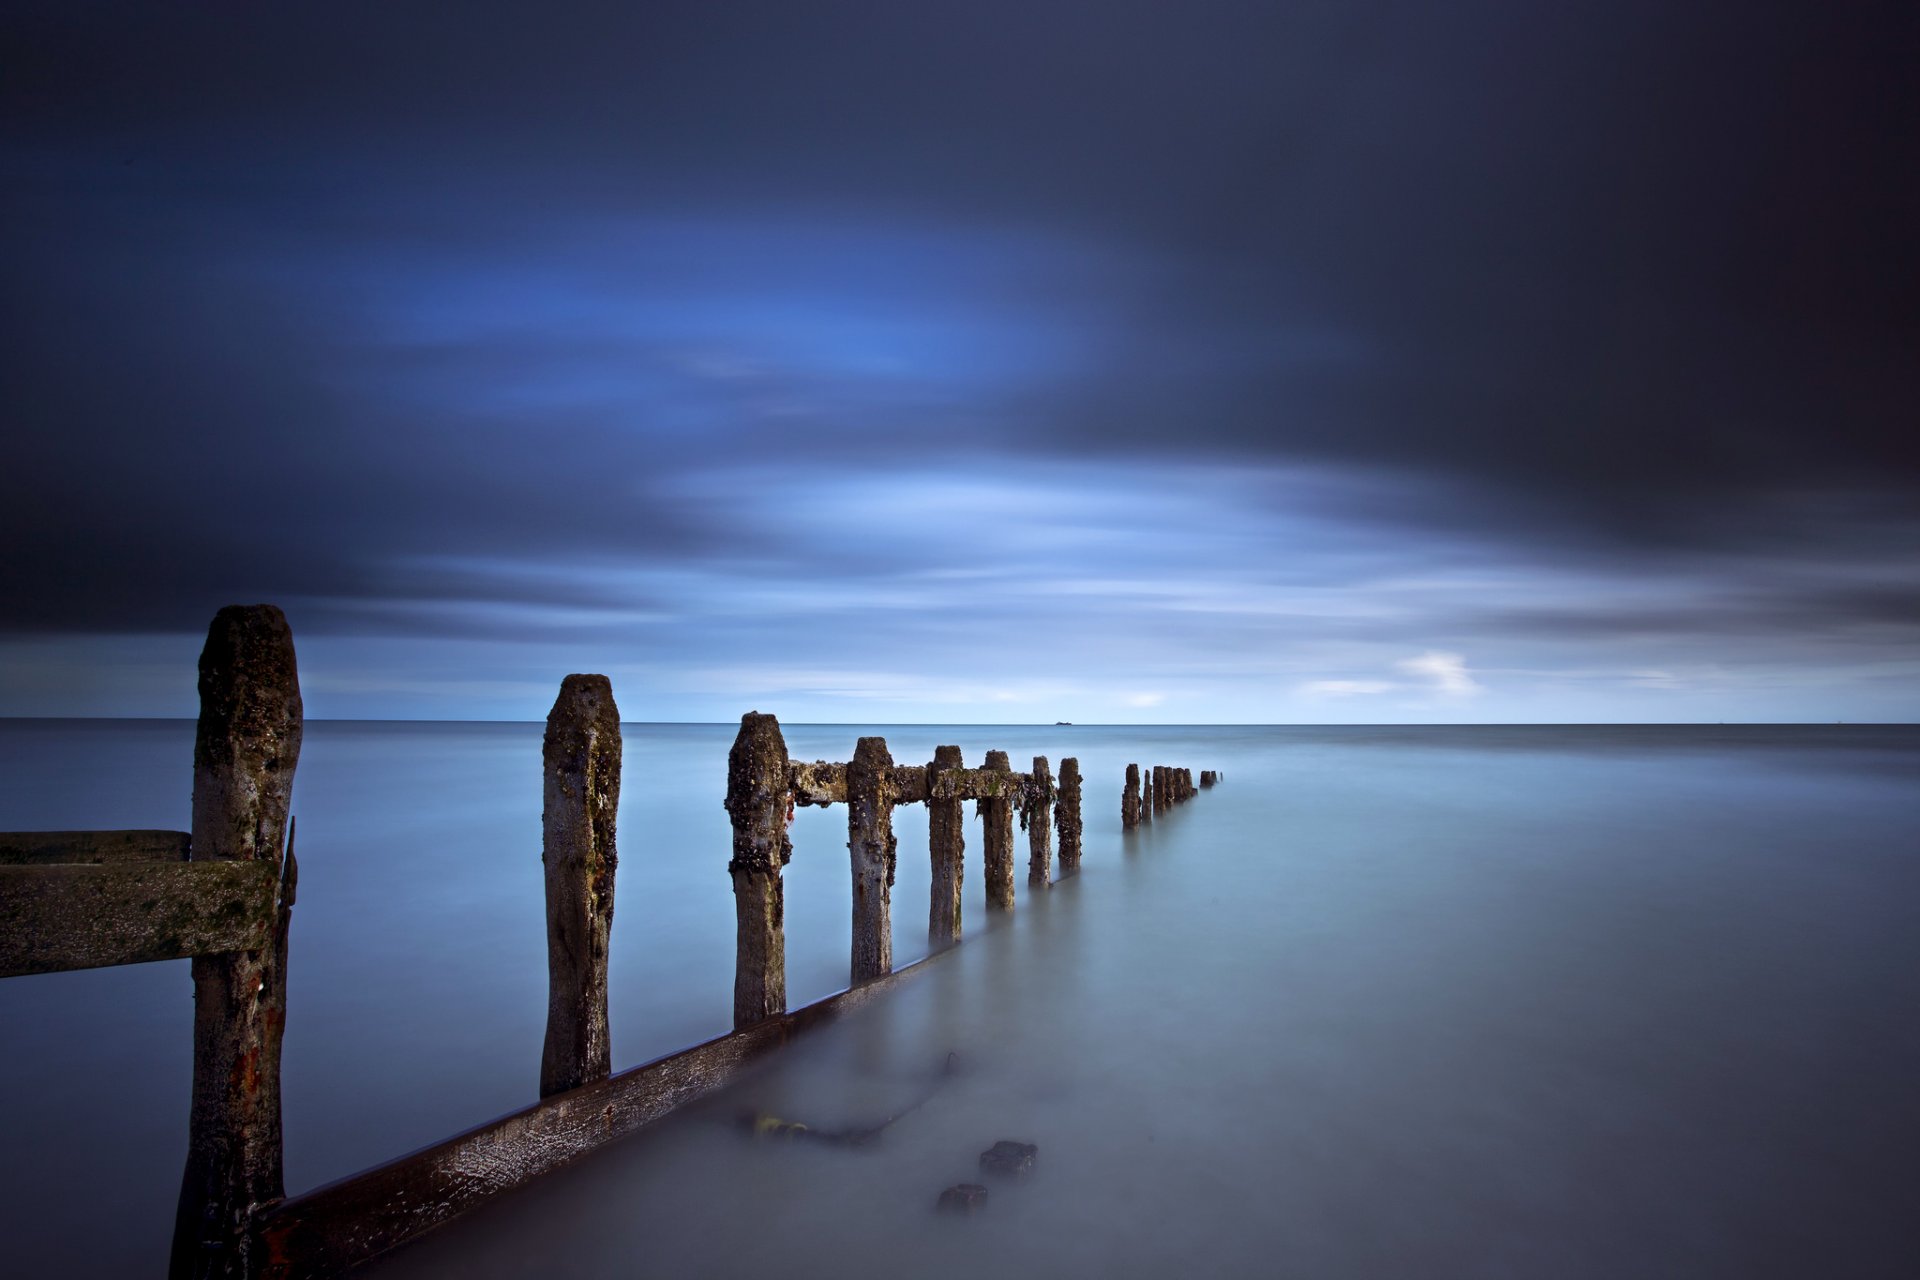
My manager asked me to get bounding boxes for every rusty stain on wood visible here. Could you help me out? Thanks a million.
[173,603,302,1280]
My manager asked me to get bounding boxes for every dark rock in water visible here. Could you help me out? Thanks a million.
[936,1183,989,1214]
[978,1140,1038,1179]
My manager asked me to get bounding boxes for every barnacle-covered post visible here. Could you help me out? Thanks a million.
[1057,757,1083,874]
[928,745,966,946]
[847,736,898,982]
[540,675,621,1098]
[726,712,792,1029]
[1122,763,1141,829]
[1026,755,1053,888]
[980,750,1016,912]
[171,605,302,1280]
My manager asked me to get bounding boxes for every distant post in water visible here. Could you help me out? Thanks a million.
[1057,757,1083,874]
[1122,763,1141,829]
[540,675,621,1098]
[980,750,1016,911]
[847,736,898,982]
[1026,755,1053,888]
[726,713,792,1028]
[172,605,302,1280]
[928,745,966,946]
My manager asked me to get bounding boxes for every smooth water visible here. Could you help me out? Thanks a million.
[2,722,1917,1277]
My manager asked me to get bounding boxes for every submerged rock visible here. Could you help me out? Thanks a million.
[936,1183,989,1214]
[978,1140,1038,1179]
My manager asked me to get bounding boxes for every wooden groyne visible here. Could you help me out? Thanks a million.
[1120,763,1213,829]
[0,606,1215,1278]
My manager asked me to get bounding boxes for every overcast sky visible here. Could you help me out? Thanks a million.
[3,2,1915,721]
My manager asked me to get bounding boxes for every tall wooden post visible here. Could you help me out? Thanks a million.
[540,675,621,1098]
[928,746,965,947]
[1057,757,1083,874]
[726,713,791,1029]
[171,605,301,1280]
[1026,756,1053,888]
[1122,763,1141,829]
[1153,766,1168,813]
[847,736,897,983]
[980,750,1015,912]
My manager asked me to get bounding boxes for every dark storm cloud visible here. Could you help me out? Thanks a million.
[2,0,1915,667]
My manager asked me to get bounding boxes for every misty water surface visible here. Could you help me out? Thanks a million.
[2,722,1917,1277]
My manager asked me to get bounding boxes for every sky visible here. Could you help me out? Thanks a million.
[3,1,1916,723]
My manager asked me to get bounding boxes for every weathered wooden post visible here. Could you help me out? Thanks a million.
[726,712,792,1029]
[980,749,1015,912]
[540,675,621,1098]
[1057,757,1083,874]
[171,605,302,1280]
[1150,766,1163,813]
[928,745,965,947]
[1122,763,1141,829]
[1026,756,1053,888]
[847,736,897,983]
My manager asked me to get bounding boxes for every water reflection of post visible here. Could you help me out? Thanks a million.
[726,712,792,1029]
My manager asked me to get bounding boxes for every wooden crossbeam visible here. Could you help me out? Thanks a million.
[0,859,278,977]
[0,828,190,865]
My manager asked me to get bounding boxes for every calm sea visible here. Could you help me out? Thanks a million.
[3,721,1917,1277]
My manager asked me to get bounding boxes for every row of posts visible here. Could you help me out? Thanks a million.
[1120,763,1216,828]
[724,713,1083,1031]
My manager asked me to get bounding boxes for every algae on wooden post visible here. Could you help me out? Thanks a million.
[172,605,301,1280]
[928,745,966,946]
[726,712,792,1029]
[847,736,898,982]
[980,750,1015,911]
[1026,756,1053,888]
[540,674,622,1098]
[1057,757,1083,874]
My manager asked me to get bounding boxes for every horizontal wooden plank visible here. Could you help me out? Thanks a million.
[255,952,950,1279]
[0,829,190,865]
[788,759,847,806]
[930,766,1033,802]
[0,861,278,977]
[890,764,929,803]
